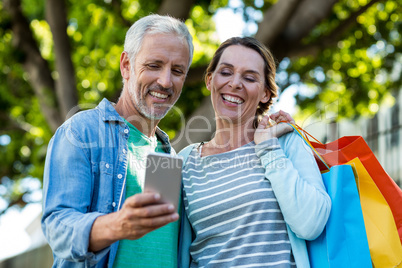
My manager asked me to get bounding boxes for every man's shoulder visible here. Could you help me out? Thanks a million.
[54,99,121,141]
[51,99,123,149]
[62,98,119,128]
[63,106,102,129]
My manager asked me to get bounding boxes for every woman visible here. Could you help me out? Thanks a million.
[178,37,331,267]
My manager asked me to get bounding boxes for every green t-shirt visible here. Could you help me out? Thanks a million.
[113,120,179,268]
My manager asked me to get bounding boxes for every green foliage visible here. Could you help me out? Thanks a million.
[0,2,48,210]
[66,1,127,104]
[276,0,401,121]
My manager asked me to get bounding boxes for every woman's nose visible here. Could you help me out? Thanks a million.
[229,75,242,89]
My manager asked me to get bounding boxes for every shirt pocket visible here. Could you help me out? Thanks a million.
[91,161,114,213]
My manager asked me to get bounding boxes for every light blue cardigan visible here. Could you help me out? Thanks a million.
[177,132,331,267]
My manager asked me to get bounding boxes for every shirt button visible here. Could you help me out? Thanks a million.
[112,202,116,207]
[124,129,129,134]
[105,163,109,169]
[122,149,126,154]
[117,174,123,179]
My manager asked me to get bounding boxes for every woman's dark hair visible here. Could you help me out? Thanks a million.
[205,37,278,127]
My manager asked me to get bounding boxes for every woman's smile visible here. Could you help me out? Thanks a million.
[221,93,245,105]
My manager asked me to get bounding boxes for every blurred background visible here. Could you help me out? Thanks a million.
[0,0,401,266]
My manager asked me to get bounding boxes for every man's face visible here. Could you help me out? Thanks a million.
[127,33,190,120]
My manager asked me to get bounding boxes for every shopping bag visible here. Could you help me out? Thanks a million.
[305,131,402,243]
[289,124,372,267]
[347,157,402,268]
[307,164,373,268]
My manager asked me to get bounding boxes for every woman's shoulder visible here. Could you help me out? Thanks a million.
[277,130,299,145]
[178,143,199,158]
[277,131,313,157]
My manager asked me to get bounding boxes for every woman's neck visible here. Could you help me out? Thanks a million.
[202,118,255,156]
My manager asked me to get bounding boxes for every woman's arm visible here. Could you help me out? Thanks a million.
[256,133,331,240]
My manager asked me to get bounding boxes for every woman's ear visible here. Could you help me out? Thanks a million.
[206,73,212,92]
[260,87,271,104]
[120,51,131,80]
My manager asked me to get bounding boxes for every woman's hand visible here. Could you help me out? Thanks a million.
[254,110,295,145]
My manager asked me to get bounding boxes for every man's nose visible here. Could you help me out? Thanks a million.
[157,69,173,88]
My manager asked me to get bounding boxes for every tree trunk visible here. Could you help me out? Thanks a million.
[4,0,63,132]
[158,0,195,21]
[282,0,338,42]
[269,0,338,60]
[172,96,216,151]
[46,0,79,120]
[255,0,301,46]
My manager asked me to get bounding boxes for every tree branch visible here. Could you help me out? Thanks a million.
[157,0,195,21]
[255,0,301,45]
[111,0,132,27]
[3,0,63,132]
[0,111,30,133]
[46,0,78,120]
[285,0,383,59]
[282,0,338,42]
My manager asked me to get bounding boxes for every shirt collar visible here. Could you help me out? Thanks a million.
[96,98,172,153]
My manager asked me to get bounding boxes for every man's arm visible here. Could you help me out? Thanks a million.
[89,192,179,252]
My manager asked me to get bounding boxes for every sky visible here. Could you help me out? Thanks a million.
[0,203,41,260]
[0,1,297,261]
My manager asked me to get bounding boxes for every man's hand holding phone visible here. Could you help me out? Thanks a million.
[89,192,179,252]
[112,192,179,239]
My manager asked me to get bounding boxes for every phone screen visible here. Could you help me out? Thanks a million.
[143,152,183,209]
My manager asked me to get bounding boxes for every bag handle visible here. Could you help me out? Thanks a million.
[286,123,331,171]
[292,123,323,145]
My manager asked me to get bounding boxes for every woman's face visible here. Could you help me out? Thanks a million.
[207,45,270,126]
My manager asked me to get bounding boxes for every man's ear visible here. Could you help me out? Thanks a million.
[120,52,131,80]
[260,87,271,104]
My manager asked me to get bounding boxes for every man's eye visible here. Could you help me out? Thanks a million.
[148,64,159,69]
[173,69,184,75]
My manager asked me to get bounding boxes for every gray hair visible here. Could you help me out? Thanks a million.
[124,14,194,71]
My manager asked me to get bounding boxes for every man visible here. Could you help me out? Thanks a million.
[41,14,193,267]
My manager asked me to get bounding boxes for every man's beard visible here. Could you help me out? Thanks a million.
[128,80,178,120]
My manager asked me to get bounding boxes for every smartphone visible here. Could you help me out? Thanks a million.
[143,152,183,210]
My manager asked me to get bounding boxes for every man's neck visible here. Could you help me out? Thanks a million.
[115,94,160,137]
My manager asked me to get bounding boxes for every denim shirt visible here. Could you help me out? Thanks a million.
[41,98,172,267]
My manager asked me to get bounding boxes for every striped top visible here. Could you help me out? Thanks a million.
[182,141,296,267]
